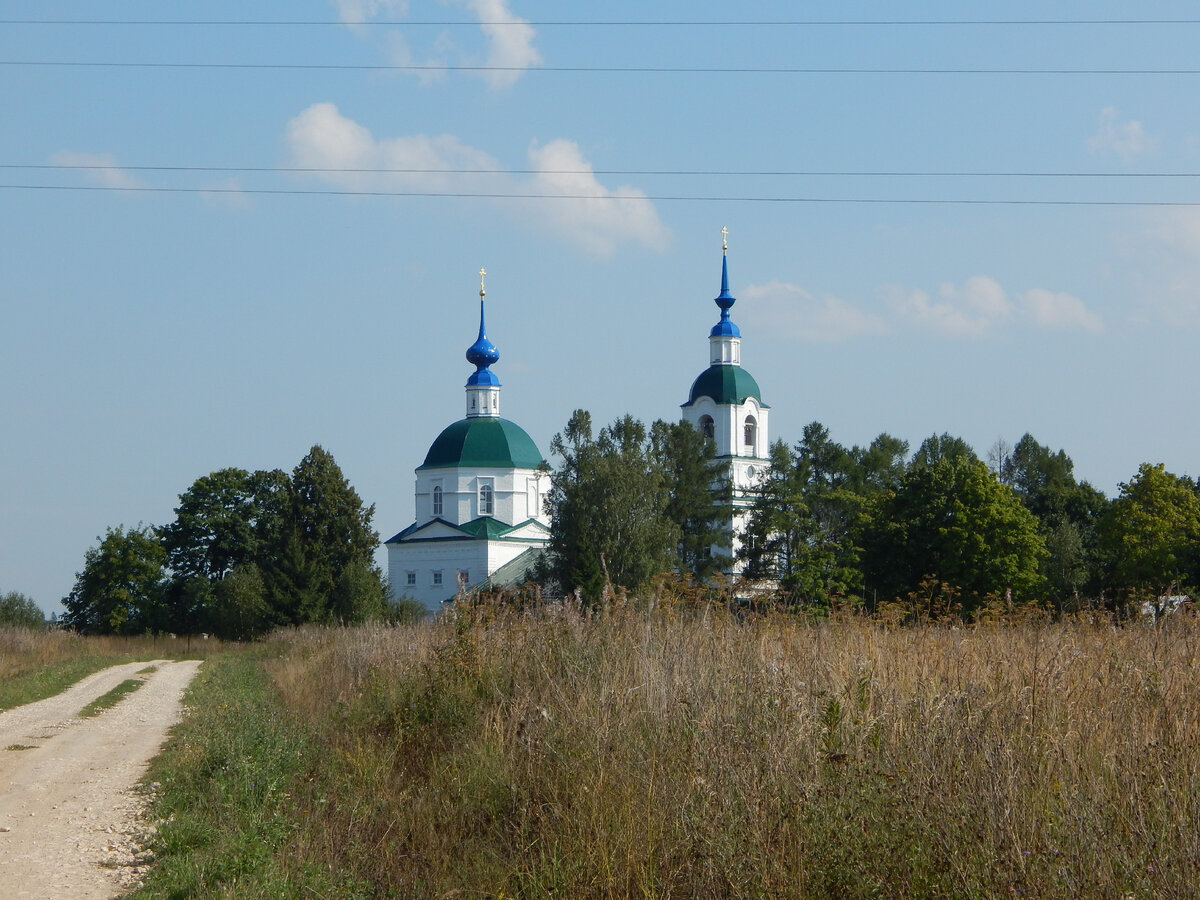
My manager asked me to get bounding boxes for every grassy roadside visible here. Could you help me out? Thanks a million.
[130,650,372,899]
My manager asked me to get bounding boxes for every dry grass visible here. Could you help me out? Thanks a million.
[253,604,1200,898]
[0,626,90,679]
[0,627,227,711]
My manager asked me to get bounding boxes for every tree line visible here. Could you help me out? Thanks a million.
[53,417,1200,636]
[543,413,1200,619]
[62,445,390,639]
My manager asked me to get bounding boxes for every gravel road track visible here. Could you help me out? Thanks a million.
[0,659,202,899]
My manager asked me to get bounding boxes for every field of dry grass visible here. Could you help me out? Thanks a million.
[0,627,217,710]
[251,603,1199,898]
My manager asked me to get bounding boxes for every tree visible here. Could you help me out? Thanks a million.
[851,432,909,496]
[209,563,271,641]
[159,466,291,633]
[862,455,1046,614]
[987,437,1014,484]
[650,418,728,578]
[1001,433,1109,606]
[739,439,816,596]
[546,411,678,602]
[331,557,389,624]
[162,469,291,571]
[1006,434,1106,525]
[0,591,44,629]
[281,445,382,624]
[911,432,978,469]
[739,424,908,608]
[62,526,168,634]
[1099,463,1200,609]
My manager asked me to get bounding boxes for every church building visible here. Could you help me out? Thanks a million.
[680,230,770,569]
[385,270,551,613]
[387,231,768,611]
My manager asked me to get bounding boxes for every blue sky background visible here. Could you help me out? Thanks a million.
[5,1,1200,616]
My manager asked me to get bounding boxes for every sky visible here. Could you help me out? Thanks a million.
[5,1,1200,616]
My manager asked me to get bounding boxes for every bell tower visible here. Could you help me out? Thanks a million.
[680,229,770,569]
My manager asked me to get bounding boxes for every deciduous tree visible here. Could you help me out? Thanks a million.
[862,454,1046,613]
[1099,462,1200,609]
[62,525,168,634]
[0,591,44,629]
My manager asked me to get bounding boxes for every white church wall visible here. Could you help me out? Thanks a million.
[388,540,489,613]
[414,466,548,527]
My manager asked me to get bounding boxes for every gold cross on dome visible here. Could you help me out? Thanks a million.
[479,267,486,298]
[721,226,729,252]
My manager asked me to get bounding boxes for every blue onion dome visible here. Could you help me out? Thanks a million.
[466,275,500,386]
[710,248,741,337]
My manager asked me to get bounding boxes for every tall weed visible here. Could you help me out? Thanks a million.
[147,608,1200,898]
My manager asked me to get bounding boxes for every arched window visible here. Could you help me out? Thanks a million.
[744,416,757,450]
[432,484,443,517]
[699,415,715,440]
[479,482,494,516]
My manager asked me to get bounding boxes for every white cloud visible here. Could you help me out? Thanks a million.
[1019,288,1103,332]
[525,139,667,256]
[284,103,668,255]
[285,102,502,194]
[49,151,145,189]
[740,280,886,342]
[458,0,542,88]
[888,275,1103,336]
[1087,106,1155,161]
[382,30,447,85]
[332,0,408,32]
[331,0,539,87]
[889,276,1011,337]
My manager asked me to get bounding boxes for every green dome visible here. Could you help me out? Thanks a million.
[419,417,545,470]
[685,364,766,407]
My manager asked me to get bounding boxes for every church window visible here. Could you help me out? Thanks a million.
[699,415,715,440]
[744,416,757,450]
[432,484,443,516]
[406,571,416,587]
[527,477,539,519]
[457,569,470,587]
[479,480,494,516]
[432,570,443,586]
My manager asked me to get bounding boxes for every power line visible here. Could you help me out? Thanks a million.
[4,61,1200,75]
[7,163,1200,179]
[4,183,1198,206]
[5,18,1200,27]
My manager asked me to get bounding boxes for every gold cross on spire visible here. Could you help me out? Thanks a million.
[721,225,729,253]
[479,267,486,299]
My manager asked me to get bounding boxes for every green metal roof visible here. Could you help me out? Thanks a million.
[684,364,767,407]
[457,517,520,540]
[473,547,547,592]
[385,516,550,545]
[419,417,545,470]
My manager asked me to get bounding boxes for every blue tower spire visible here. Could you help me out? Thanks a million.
[466,267,500,388]
[464,267,502,418]
[711,226,740,338]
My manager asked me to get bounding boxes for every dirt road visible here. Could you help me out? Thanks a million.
[0,659,203,899]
